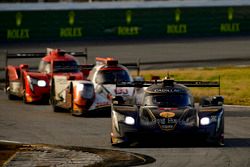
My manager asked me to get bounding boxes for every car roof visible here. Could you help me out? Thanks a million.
[98,64,128,71]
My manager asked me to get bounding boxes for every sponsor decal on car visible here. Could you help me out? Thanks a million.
[159,112,175,118]
[200,108,219,112]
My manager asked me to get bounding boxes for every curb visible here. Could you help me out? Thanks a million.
[0,141,155,167]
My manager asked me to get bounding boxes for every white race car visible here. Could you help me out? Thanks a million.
[50,57,138,116]
[87,57,137,106]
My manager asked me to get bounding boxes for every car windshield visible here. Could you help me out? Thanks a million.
[95,70,131,84]
[53,61,79,73]
[144,94,191,107]
[81,84,94,99]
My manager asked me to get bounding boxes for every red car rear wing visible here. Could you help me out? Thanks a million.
[4,48,88,67]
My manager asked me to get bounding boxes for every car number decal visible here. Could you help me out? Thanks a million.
[157,118,177,131]
[114,88,128,95]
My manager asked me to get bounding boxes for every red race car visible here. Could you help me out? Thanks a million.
[5,48,87,103]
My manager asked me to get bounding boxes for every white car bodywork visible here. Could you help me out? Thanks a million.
[52,76,110,114]
[87,60,135,105]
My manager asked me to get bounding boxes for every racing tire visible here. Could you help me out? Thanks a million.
[69,83,77,116]
[214,118,225,147]
[51,98,61,112]
[69,83,85,117]
[23,90,28,104]
[8,92,16,100]
[72,111,85,117]
[209,134,224,147]
[49,79,56,105]
[5,70,10,94]
[50,79,61,112]
[206,116,224,147]
[215,135,224,147]
[111,138,125,147]
[111,137,132,148]
[71,105,88,117]
[53,105,61,112]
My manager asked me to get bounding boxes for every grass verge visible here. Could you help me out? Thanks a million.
[132,66,250,106]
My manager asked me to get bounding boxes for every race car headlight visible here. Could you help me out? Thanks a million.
[124,116,135,125]
[27,76,46,87]
[76,84,84,92]
[37,80,46,87]
[200,117,210,125]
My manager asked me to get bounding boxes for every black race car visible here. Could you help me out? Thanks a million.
[111,78,224,146]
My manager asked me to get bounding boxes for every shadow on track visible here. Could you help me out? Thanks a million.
[114,138,250,148]
[51,105,111,118]
[225,138,250,147]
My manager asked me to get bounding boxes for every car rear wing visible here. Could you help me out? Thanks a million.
[4,52,45,67]
[115,81,153,88]
[79,64,95,78]
[47,48,88,63]
[4,48,88,67]
[116,77,221,95]
[177,79,221,95]
[122,61,140,76]
[176,81,220,87]
[95,57,141,76]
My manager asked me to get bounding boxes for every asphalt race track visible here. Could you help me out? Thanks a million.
[1,37,250,69]
[0,91,250,167]
[0,38,250,166]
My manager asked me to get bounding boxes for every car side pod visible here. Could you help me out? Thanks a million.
[111,133,126,146]
[198,96,224,146]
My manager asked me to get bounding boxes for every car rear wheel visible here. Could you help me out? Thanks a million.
[70,105,77,116]
[216,134,224,146]
[8,92,16,100]
[207,117,224,146]
[50,79,60,112]
[53,105,61,112]
[69,83,77,116]
[214,120,224,146]
[111,136,132,147]
[71,103,86,116]
[69,83,85,117]
[49,79,55,105]
[23,90,28,104]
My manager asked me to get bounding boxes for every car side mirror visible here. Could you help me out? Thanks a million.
[200,97,211,107]
[200,96,224,107]
[211,96,224,106]
[20,64,29,70]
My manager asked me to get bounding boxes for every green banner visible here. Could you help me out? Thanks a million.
[0,6,250,42]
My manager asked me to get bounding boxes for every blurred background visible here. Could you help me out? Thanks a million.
[1,0,148,2]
